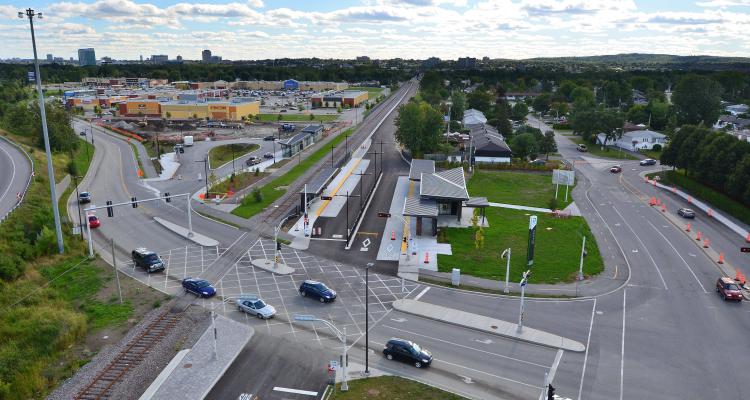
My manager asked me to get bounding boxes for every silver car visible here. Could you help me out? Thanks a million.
[236,295,276,319]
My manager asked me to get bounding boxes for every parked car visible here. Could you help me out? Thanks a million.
[640,158,657,166]
[131,248,165,273]
[677,208,695,219]
[609,165,622,173]
[577,144,588,152]
[530,159,546,166]
[174,143,184,154]
[182,278,216,298]
[245,156,262,166]
[263,152,274,159]
[716,277,743,301]
[79,131,87,136]
[236,295,276,319]
[383,338,433,368]
[263,135,276,141]
[78,191,92,204]
[87,215,100,228]
[299,280,336,303]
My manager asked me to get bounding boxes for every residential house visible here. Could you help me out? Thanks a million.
[468,124,512,163]
[463,109,487,126]
[597,129,667,151]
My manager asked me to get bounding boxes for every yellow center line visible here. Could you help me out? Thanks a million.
[314,158,363,217]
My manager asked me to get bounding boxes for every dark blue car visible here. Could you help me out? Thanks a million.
[299,280,336,303]
[182,278,216,298]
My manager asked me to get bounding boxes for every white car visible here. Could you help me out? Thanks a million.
[236,295,276,319]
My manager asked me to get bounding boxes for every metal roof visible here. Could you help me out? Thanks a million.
[409,159,435,181]
[299,167,337,195]
[279,131,309,146]
[419,168,469,200]
[465,197,489,208]
[402,197,438,217]
[301,124,323,134]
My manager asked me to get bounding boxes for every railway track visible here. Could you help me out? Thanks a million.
[75,310,183,400]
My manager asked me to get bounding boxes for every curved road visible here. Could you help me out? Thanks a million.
[0,136,32,222]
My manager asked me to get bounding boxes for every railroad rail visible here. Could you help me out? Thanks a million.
[75,310,182,400]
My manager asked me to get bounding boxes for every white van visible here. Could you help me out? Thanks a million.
[183,136,194,146]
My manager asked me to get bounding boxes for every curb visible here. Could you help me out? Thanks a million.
[153,216,219,247]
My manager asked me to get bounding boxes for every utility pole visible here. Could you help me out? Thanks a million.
[577,235,586,281]
[111,238,122,304]
[365,262,374,375]
[20,8,64,254]
[331,145,336,168]
[71,172,84,241]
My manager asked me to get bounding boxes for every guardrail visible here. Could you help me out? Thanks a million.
[0,136,35,224]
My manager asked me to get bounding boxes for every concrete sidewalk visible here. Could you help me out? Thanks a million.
[145,315,254,400]
[393,299,585,352]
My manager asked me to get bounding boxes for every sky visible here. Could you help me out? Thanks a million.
[3,0,750,61]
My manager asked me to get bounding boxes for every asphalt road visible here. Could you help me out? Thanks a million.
[0,136,32,221]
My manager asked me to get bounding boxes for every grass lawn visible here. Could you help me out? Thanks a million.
[640,148,661,160]
[569,137,637,160]
[209,170,268,195]
[330,376,464,400]
[651,170,750,226]
[232,129,352,218]
[438,207,603,283]
[350,86,385,96]
[467,170,573,209]
[208,143,260,169]
[258,113,338,122]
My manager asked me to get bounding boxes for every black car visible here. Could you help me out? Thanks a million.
[78,191,92,204]
[182,278,216,298]
[131,248,165,273]
[246,156,262,166]
[383,338,433,368]
[263,152,274,159]
[640,158,657,166]
[299,280,336,303]
[263,135,276,141]
[677,208,695,218]
[79,131,87,136]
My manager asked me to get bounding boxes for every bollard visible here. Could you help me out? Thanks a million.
[451,268,460,286]
[423,252,430,264]
[688,196,693,204]
[661,204,666,212]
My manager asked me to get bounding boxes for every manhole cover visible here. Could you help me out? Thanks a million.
[490,325,498,329]
[183,363,193,368]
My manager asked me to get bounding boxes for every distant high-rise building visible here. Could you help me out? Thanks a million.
[151,55,168,64]
[211,55,222,63]
[140,55,143,62]
[356,56,370,62]
[46,54,53,62]
[176,55,183,62]
[78,48,96,66]
[422,57,440,69]
[456,57,477,69]
[202,49,212,63]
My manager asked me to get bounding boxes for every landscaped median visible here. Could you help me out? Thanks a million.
[208,142,259,169]
[231,128,353,219]
[438,170,603,284]
[329,376,464,400]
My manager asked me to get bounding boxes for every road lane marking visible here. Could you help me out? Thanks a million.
[611,206,668,290]
[578,298,596,400]
[645,220,708,293]
[413,287,429,301]
[620,289,627,400]
[548,349,564,382]
[0,143,17,208]
[272,387,318,396]
[474,338,493,344]
[380,324,549,368]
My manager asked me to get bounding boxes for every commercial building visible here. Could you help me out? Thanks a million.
[78,48,96,66]
[151,55,169,64]
[116,98,261,121]
[284,79,299,90]
[231,80,348,91]
[118,99,162,117]
[310,90,368,108]
[456,57,477,69]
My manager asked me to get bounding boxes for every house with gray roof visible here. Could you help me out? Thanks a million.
[596,129,667,151]
[469,123,512,163]
[463,108,487,126]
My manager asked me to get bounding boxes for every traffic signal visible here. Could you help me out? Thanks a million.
[547,384,555,400]
[276,242,282,251]
[741,247,750,253]
[164,192,171,203]
[106,200,113,217]
[320,196,333,201]
[131,197,138,208]
[377,212,391,218]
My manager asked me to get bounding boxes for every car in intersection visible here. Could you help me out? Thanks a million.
[131,248,165,273]
[299,280,336,303]
[182,278,216,298]
[609,165,622,173]
[236,295,276,319]
[677,208,695,219]
[263,135,276,141]
[383,338,433,368]
[245,156,262,166]
[87,215,101,228]
[640,158,657,166]
[716,277,743,301]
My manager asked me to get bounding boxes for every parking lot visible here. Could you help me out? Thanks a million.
[118,245,225,293]
[217,238,421,345]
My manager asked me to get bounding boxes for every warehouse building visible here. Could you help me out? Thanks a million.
[118,99,162,117]
[310,90,368,108]
[231,80,348,91]
[118,99,259,121]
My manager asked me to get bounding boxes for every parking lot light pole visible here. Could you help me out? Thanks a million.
[365,262,374,375]
[20,8,64,254]
[294,315,348,391]
[501,248,511,294]
[578,235,586,281]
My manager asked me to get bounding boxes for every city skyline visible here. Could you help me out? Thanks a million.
[3,0,750,61]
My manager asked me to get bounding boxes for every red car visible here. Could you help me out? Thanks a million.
[609,165,622,173]
[716,277,743,301]
[88,215,101,229]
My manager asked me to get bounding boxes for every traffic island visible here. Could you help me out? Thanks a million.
[392,299,585,352]
[251,258,295,275]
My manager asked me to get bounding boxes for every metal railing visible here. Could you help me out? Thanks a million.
[0,136,35,224]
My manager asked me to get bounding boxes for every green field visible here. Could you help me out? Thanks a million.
[209,170,268,195]
[651,170,750,226]
[257,113,338,122]
[232,129,353,218]
[329,376,464,400]
[208,143,260,169]
[569,137,638,160]
[467,170,573,209]
[350,86,385,96]
[438,207,603,283]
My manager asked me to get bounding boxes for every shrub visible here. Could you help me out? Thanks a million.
[549,197,559,211]
[252,187,263,203]
[652,144,662,151]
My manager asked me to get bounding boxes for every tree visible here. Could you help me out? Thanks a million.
[511,102,528,121]
[727,154,750,204]
[558,80,578,101]
[672,75,723,125]
[420,71,446,106]
[532,93,551,115]
[550,102,568,117]
[467,88,492,114]
[630,76,654,93]
[647,100,670,131]
[571,87,595,110]
[395,100,444,156]
[489,102,513,138]
[449,90,466,121]
[626,104,649,125]
[540,131,557,160]
[510,132,539,160]
[165,111,172,120]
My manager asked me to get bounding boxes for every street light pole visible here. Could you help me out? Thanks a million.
[72,173,84,241]
[501,248,511,294]
[365,262,374,375]
[518,270,530,333]
[331,145,336,168]
[20,8,64,254]
[577,235,586,281]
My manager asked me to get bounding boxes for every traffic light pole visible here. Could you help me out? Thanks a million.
[83,193,193,258]
[517,270,530,333]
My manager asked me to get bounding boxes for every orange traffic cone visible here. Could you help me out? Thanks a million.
[707,208,713,218]
[688,196,693,204]
[746,233,750,243]
[736,270,747,286]
[703,238,710,248]
[696,231,702,241]
[685,223,691,232]
[391,230,396,240]
[672,187,677,194]
[661,204,666,212]
[652,179,657,186]
[424,252,430,264]
[718,253,725,264]
[649,197,656,206]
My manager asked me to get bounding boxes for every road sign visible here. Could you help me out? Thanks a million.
[377,212,391,218]
[527,216,537,267]
[320,196,333,200]
[552,169,575,186]
[741,247,750,253]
